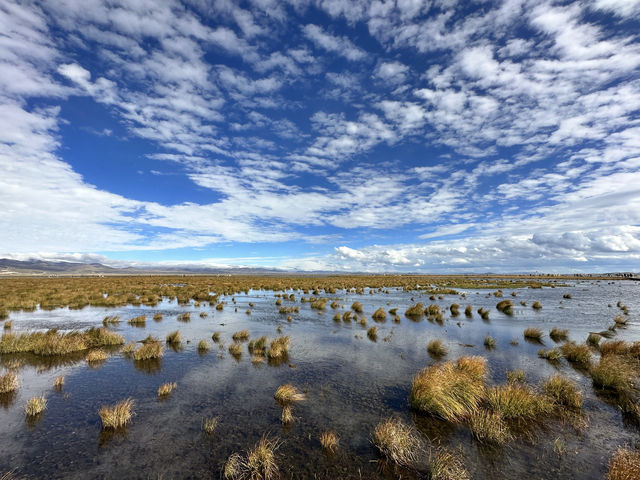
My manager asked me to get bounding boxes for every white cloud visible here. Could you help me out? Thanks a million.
[302,24,367,61]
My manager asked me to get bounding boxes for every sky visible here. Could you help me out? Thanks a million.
[1,0,640,273]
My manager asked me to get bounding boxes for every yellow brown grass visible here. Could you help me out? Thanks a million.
[133,341,163,360]
[25,395,47,416]
[99,398,134,429]
[0,372,18,394]
[158,382,177,397]
[542,375,582,409]
[486,383,552,421]
[427,339,447,358]
[320,431,339,452]
[373,417,424,468]
[606,447,640,480]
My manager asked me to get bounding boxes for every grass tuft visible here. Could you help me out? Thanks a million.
[523,327,543,341]
[484,336,496,349]
[410,356,487,421]
[25,396,47,416]
[203,416,218,435]
[0,372,19,393]
[486,383,552,421]
[427,339,447,358]
[320,431,339,452]
[133,341,163,360]
[542,375,582,409]
[367,326,378,341]
[158,382,177,397]
[468,410,511,445]
[560,342,592,366]
[99,398,134,429]
[550,328,569,342]
[274,384,305,404]
[373,417,424,468]
[429,447,470,480]
[232,330,250,342]
[166,330,181,344]
[606,447,640,480]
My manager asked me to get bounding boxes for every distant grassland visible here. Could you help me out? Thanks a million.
[0,274,599,317]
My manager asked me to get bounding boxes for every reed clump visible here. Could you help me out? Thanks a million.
[429,447,470,480]
[153,313,163,321]
[450,303,460,316]
[166,330,181,344]
[427,339,447,358]
[158,382,177,397]
[477,308,490,320]
[351,302,363,313]
[587,332,601,346]
[523,327,543,341]
[484,336,496,349]
[532,301,542,310]
[486,384,553,421]
[320,431,339,452]
[212,332,221,343]
[538,348,563,361]
[102,315,120,325]
[53,376,64,390]
[464,305,473,317]
[232,330,250,342]
[133,341,163,360]
[506,369,526,384]
[203,416,218,435]
[405,303,424,317]
[86,349,108,365]
[606,446,640,480]
[542,375,582,409]
[229,343,242,357]
[25,395,47,416]
[410,356,487,421]
[267,336,290,360]
[560,342,592,366]
[0,327,124,356]
[99,398,134,429]
[0,372,18,393]
[177,312,191,322]
[372,308,387,321]
[198,340,210,352]
[274,384,305,404]
[373,417,424,468]
[496,300,513,315]
[549,328,569,342]
[128,315,146,326]
[467,410,511,445]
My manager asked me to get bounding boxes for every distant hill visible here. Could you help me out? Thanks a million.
[0,258,286,276]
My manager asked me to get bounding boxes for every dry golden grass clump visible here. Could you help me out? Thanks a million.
[464,305,473,317]
[158,382,177,397]
[102,315,120,325]
[281,404,294,424]
[538,348,563,361]
[606,446,640,480]
[177,312,191,322]
[429,447,470,480]
[274,384,306,404]
[0,327,124,356]
[320,431,339,452]
[477,308,490,320]
[25,396,47,416]
[127,315,146,326]
[614,315,628,326]
[53,376,65,390]
[410,356,487,421]
[486,383,553,421]
[166,330,181,344]
[330,300,339,309]
[467,410,511,445]
[600,340,640,357]
[3,320,11,330]
[549,328,569,342]
[484,336,496,349]
[405,303,424,317]
[532,301,542,310]
[229,343,242,357]
[560,342,592,366]
[197,340,210,352]
[99,398,134,429]
[232,330,250,342]
[372,307,387,321]
[267,336,290,360]
[248,336,268,356]
[506,369,526,384]
[587,332,602,346]
[373,417,424,468]
[542,375,582,409]
[203,416,218,435]
[367,326,378,341]
[496,300,513,314]
[0,371,18,393]
[212,332,221,343]
[153,313,163,321]
[223,435,280,480]
[427,339,447,358]
[133,341,163,361]
[121,341,136,355]
[310,299,327,310]
[523,327,543,341]
[86,349,108,365]
[449,303,460,316]
[351,302,363,313]
[591,354,637,394]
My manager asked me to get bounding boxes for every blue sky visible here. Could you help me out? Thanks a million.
[1,0,640,272]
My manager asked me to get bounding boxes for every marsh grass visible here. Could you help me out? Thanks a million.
[477,308,490,320]
[232,330,250,342]
[484,336,496,349]
[320,431,339,452]
[102,315,120,326]
[560,342,592,366]
[367,326,378,341]
[198,340,210,352]
[248,336,268,356]
[203,416,218,435]
[538,348,563,361]
[166,330,181,344]
[429,447,470,480]
[587,332,602,346]
[121,341,136,355]
[410,356,486,421]
[351,302,363,313]
[373,417,424,468]
[127,315,146,326]
[243,436,280,480]
[468,410,512,445]
[606,447,640,480]
[486,384,552,421]
[372,308,387,321]
[99,398,134,429]
[86,349,108,366]
[0,328,124,356]
[464,305,473,317]
[450,303,460,316]
[281,404,294,424]
[0,372,18,393]
[25,395,46,416]
[496,300,513,315]
[427,339,447,358]
[133,342,163,360]
[223,453,244,480]
[405,303,425,317]
[53,375,64,391]
[153,313,163,322]
[229,343,242,358]
[532,301,542,310]
[523,327,543,342]
[212,332,221,343]
[177,312,191,322]
[274,384,306,404]
[506,369,526,384]
[543,375,582,409]
[158,382,177,397]
[267,336,290,361]
[550,328,569,342]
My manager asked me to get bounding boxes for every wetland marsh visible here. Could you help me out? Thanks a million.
[0,276,638,479]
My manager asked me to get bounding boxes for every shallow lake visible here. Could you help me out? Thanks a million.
[0,279,638,479]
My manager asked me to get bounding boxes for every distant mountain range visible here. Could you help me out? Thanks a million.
[0,258,286,276]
